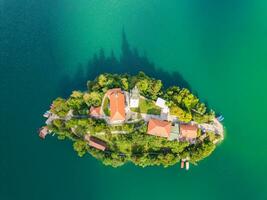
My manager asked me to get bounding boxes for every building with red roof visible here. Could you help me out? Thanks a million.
[179,124,198,140]
[90,106,101,118]
[39,126,49,139]
[147,118,171,138]
[107,88,126,123]
[88,136,107,151]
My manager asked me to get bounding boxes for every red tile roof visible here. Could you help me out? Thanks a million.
[88,136,107,151]
[90,106,101,117]
[147,119,171,138]
[39,126,49,139]
[106,88,122,96]
[180,124,198,139]
[108,89,126,123]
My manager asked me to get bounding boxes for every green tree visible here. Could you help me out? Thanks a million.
[43,72,221,167]
[187,140,216,163]
[70,91,83,99]
[120,78,129,91]
[50,98,70,117]
[73,140,87,157]
[148,79,162,99]
[170,105,192,122]
[136,79,149,92]
[53,119,64,129]
[83,92,102,107]
[98,74,108,87]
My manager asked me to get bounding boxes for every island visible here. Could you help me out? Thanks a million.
[39,72,224,169]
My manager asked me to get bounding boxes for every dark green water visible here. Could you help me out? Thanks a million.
[1,1,267,199]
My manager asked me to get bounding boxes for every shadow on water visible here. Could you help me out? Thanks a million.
[60,29,191,96]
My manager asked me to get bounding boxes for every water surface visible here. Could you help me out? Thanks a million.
[1,1,267,200]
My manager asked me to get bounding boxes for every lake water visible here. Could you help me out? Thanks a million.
[1,1,267,199]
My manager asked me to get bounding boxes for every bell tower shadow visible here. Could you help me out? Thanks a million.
[60,29,191,96]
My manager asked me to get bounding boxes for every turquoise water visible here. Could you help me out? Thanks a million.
[1,1,267,199]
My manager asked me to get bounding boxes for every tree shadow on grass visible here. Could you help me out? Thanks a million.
[60,29,191,96]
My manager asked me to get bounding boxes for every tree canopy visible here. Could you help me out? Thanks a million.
[43,72,223,168]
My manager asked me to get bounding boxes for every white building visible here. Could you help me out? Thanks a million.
[156,97,170,120]
[129,86,140,108]
[156,97,166,108]
[162,107,170,114]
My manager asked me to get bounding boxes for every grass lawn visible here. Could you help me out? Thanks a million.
[131,98,161,115]
[103,97,110,116]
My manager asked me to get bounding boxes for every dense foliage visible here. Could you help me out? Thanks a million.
[44,72,222,168]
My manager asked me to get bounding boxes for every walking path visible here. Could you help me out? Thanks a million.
[110,130,128,134]
[197,118,224,136]
[46,108,223,138]
[45,89,224,138]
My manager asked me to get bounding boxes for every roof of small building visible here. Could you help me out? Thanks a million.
[89,136,107,151]
[39,126,49,139]
[147,118,171,138]
[156,98,166,108]
[162,107,170,114]
[108,89,126,122]
[106,88,122,96]
[180,124,198,139]
[90,106,101,117]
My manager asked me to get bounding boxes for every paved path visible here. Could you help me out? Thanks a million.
[139,113,164,122]
[197,118,224,136]
[110,130,128,134]
[45,91,224,138]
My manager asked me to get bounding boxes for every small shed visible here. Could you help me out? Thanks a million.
[90,106,101,118]
[39,126,49,139]
[156,98,170,119]
[88,136,107,151]
[156,98,167,108]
